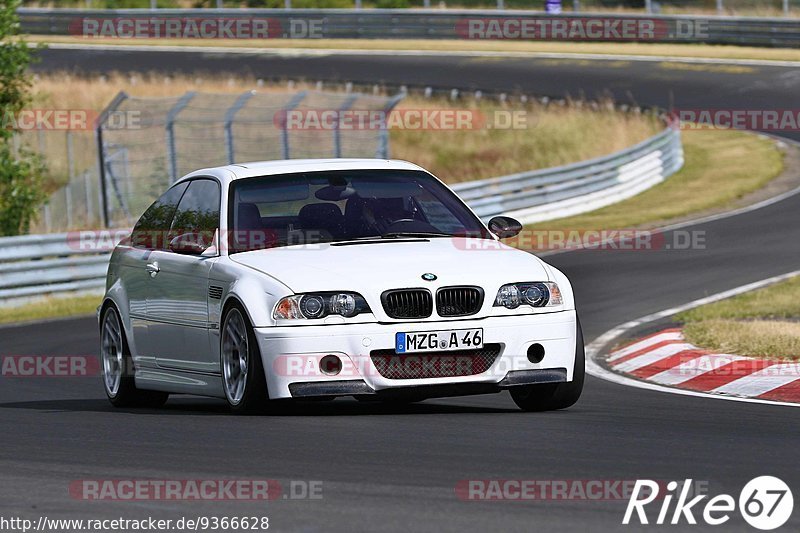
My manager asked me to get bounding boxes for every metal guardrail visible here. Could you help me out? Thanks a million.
[0,233,110,303]
[453,126,683,224]
[17,8,800,48]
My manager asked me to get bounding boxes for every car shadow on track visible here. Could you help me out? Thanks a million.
[0,397,520,416]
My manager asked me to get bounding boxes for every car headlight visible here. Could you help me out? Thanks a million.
[493,282,562,309]
[274,292,371,320]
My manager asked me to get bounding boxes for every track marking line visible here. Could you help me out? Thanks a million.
[612,342,696,373]
[649,353,747,386]
[607,329,683,361]
[629,349,708,379]
[712,363,800,396]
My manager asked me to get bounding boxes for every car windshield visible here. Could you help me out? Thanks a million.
[228,169,491,252]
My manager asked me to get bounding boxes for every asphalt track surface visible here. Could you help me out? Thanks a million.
[1,47,798,532]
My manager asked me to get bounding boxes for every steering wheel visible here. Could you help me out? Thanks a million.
[384,219,442,234]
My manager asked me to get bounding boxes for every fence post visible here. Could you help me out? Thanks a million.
[96,126,110,228]
[716,0,723,14]
[65,181,73,229]
[644,0,652,14]
[37,130,45,155]
[280,91,308,160]
[95,91,129,228]
[84,171,93,227]
[784,0,790,16]
[66,131,75,181]
[333,95,358,158]
[376,92,406,159]
[496,0,504,9]
[44,203,51,233]
[165,92,196,183]
[224,91,256,165]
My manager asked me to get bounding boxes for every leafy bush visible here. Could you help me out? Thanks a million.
[0,0,47,236]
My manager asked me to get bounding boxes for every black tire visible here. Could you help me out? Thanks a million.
[100,305,169,408]
[510,316,585,412]
[220,303,272,415]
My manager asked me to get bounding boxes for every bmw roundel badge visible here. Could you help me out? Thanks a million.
[421,273,437,281]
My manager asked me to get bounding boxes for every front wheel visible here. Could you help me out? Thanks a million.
[510,317,585,412]
[101,305,169,408]
[221,304,271,415]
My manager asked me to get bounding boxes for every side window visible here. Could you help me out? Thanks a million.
[169,179,221,244]
[131,182,188,250]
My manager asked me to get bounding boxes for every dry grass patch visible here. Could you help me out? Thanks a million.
[679,275,800,323]
[29,36,800,63]
[531,128,783,231]
[677,276,800,360]
[29,73,662,186]
[0,294,100,325]
[683,320,800,361]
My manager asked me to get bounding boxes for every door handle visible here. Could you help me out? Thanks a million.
[146,261,160,278]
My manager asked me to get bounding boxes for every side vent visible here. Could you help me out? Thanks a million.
[208,285,223,300]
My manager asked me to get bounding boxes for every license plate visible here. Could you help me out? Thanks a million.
[395,328,483,354]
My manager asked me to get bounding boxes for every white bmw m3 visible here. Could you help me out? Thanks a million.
[99,159,584,413]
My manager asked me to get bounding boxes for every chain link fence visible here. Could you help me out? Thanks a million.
[10,130,102,233]
[19,89,404,232]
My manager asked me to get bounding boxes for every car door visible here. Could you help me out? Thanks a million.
[147,178,222,374]
[122,181,189,362]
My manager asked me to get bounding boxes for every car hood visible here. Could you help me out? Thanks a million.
[229,237,549,294]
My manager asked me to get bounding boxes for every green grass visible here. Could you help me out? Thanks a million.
[0,294,100,325]
[676,276,800,360]
[531,129,784,231]
[678,276,800,323]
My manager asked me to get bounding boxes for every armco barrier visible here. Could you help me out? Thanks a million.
[17,8,800,48]
[0,127,682,303]
[452,126,683,224]
[0,232,111,303]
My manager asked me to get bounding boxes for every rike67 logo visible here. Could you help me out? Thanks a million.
[624,477,793,530]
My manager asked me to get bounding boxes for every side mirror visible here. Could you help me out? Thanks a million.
[488,216,523,239]
[169,233,211,255]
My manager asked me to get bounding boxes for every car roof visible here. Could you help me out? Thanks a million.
[179,158,426,184]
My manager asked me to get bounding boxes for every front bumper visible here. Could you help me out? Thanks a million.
[254,310,577,400]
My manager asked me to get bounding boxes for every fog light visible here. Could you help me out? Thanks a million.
[320,354,342,376]
[527,343,545,364]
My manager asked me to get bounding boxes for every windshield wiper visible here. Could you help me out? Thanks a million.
[380,232,453,239]
[329,232,453,246]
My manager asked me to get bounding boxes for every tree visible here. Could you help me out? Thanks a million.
[0,0,46,236]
